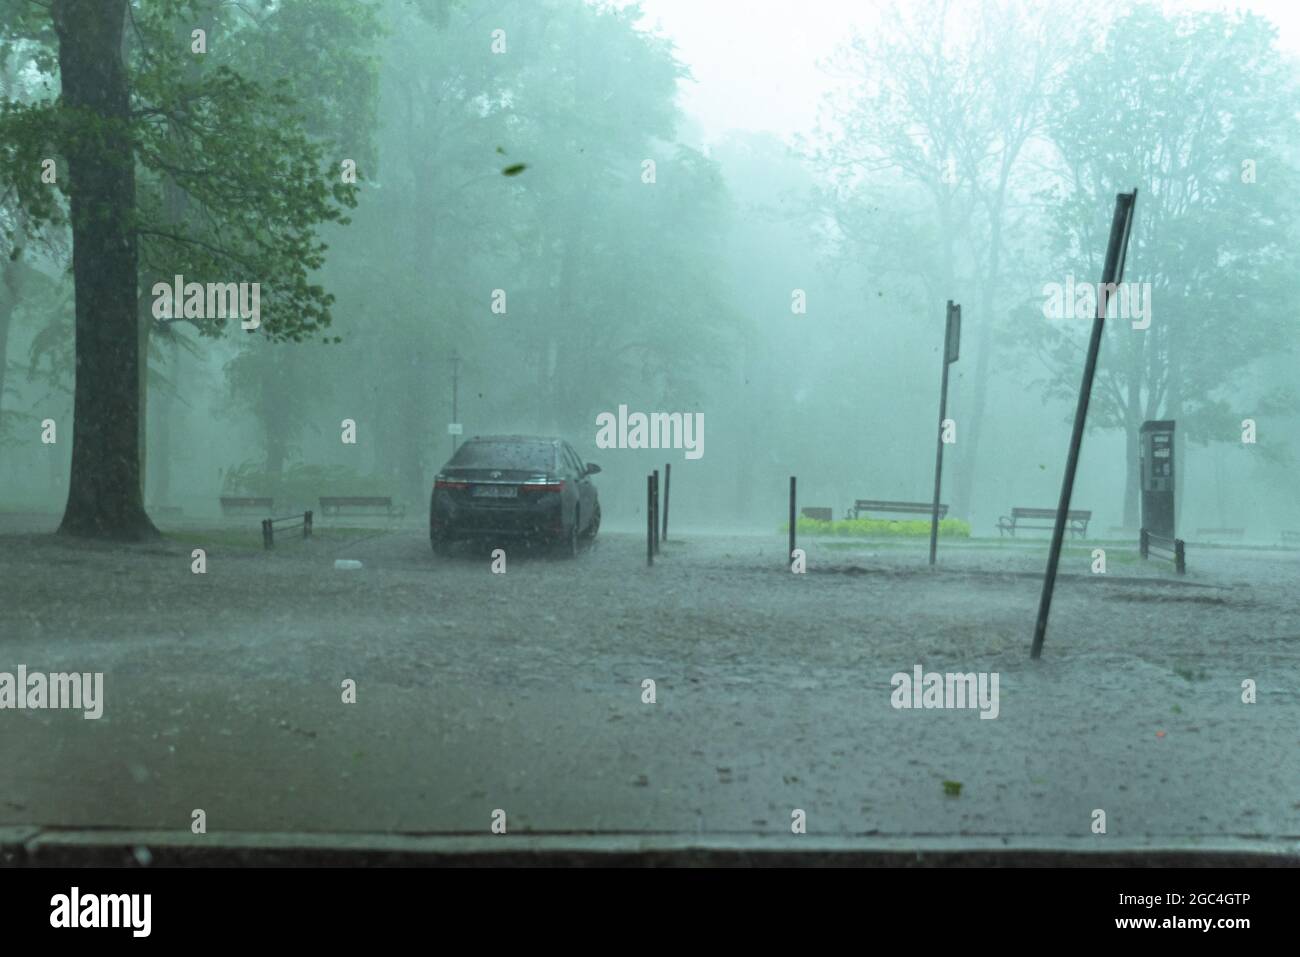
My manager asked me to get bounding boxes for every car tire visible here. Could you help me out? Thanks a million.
[556,510,579,559]
[581,503,601,542]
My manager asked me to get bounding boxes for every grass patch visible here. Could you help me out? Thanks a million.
[163,526,384,552]
[164,528,265,551]
[782,517,971,539]
[817,540,921,551]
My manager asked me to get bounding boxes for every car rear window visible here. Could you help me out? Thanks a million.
[450,441,556,471]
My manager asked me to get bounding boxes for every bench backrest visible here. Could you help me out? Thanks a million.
[855,500,947,514]
[320,496,393,507]
[1012,507,1091,520]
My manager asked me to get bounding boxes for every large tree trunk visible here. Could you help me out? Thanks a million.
[1122,424,1140,529]
[951,286,993,522]
[0,256,19,468]
[53,0,157,539]
[256,347,289,486]
[137,302,150,504]
[150,337,178,506]
[1122,359,1143,528]
[1167,332,1185,531]
[951,182,1006,524]
[137,11,211,506]
[930,192,967,518]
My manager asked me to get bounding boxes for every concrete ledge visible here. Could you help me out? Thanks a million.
[13,830,1300,867]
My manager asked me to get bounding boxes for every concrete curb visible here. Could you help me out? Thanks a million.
[11,829,1300,867]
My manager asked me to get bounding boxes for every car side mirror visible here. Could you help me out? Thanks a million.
[585,463,601,475]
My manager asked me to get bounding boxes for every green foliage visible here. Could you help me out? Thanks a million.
[128,0,375,343]
[0,0,379,344]
[782,517,972,539]
[0,101,66,245]
[342,0,733,426]
[1030,5,1300,441]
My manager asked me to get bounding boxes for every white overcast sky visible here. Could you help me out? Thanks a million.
[632,0,1300,143]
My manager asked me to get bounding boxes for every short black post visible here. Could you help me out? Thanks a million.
[652,469,660,555]
[662,463,671,542]
[262,518,272,550]
[1175,538,1185,575]
[1140,528,1149,560]
[646,475,654,567]
[788,476,797,568]
[304,510,313,539]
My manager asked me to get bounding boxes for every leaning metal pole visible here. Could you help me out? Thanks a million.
[929,301,959,566]
[1030,190,1137,660]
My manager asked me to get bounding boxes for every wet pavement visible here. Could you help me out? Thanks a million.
[2,514,1297,847]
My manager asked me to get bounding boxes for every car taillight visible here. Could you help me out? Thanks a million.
[520,480,564,493]
[435,479,468,490]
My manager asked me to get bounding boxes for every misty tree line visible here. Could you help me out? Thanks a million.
[0,0,1296,539]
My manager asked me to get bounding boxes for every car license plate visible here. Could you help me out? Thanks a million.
[472,484,517,499]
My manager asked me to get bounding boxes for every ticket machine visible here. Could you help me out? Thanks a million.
[1139,419,1176,538]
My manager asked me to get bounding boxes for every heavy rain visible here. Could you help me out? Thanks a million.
[0,0,1297,878]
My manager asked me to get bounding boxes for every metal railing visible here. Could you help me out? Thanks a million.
[1140,527,1185,574]
[262,510,313,549]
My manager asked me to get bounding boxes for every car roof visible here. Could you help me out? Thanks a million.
[466,435,563,445]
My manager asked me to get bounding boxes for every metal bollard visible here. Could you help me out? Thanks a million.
[646,475,654,567]
[662,463,671,542]
[652,469,660,556]
[788,476,796,568]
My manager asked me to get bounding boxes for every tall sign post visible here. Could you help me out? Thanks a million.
[448,350,461,458]
[929,301,960,566]
[1031,190,1137,660]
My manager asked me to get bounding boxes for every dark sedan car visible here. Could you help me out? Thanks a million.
[430,435,601,557]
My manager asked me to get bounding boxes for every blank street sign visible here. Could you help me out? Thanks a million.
[945,305,961,364]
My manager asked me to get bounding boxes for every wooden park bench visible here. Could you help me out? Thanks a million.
[849,500,947,520]
[219,496,273,515]
[800,507,834,522]
[1280,530,1300,546]
[1195,527,1244,541]
[997,507,1091,538]
[318,496,406,519]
